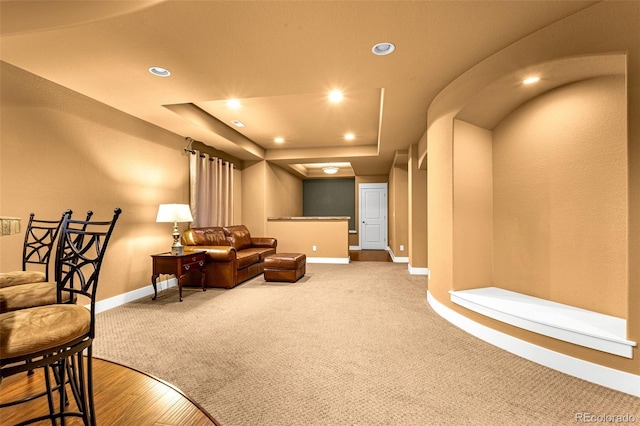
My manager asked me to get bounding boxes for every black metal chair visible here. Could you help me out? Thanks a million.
[0,210,70,287]
[0,208,121,425]
[0,211,95,313]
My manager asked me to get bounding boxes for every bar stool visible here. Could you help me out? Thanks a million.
[0,211,95,313]
[0,208,121,425]
[0,210,69,287]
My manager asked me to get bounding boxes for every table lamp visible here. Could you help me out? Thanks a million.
[156,204,193,255]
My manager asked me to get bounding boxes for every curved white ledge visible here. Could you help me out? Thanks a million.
[449,287,636,358]
[427,290,640,397]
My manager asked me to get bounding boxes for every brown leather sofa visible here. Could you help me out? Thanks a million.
[182,225,277,289]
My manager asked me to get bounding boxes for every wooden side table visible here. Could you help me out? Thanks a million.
[151,251,206,301]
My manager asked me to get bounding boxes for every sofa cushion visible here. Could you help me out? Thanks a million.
[240,247,276,261]
[223,225,252,250]
[235,251,260,269]
[186,246,235,262]
[189,227,229,246]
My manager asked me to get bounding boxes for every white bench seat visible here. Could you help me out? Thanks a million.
[449,287,636,358]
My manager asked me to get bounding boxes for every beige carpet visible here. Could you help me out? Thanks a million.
[94,262,639,425]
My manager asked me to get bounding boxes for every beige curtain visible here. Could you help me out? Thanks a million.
[189,150,234,227]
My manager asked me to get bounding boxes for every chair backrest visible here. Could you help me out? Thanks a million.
[55,208,122,336]
[22,210,71,280]
[62,210,94,257]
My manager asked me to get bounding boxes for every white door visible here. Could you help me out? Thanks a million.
[359,183,387,250]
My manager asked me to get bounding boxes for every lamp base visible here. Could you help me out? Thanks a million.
[171,222,184,255]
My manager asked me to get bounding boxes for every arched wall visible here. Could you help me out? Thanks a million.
[492,76,627,317]
[426,0,639,377]
[452,120,493,292]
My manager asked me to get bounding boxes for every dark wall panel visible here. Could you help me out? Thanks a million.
[303,178,355,230]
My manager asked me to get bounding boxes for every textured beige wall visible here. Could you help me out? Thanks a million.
[427,1,638,374]
[628,30,640,363]
[388,170,397,251]
[265,163,303,221]
[242,161,302,236]
[0,62,190,301]
[241,161,267,235]
[348,230,359,247]
[493,76,627,317]
[408,143,428,268]
[453,120,493,290]
[233,168,242,225]
[266,219,349,259]
[388,164,408,257]
[427,114,456,302]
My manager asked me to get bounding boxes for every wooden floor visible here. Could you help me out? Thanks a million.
[349,249,391,262]
[0,357,219,426]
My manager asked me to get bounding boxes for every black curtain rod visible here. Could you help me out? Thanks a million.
[184,136,197,154]
[183,148,235,164]
[183,149,212,160]
[184,137,235,165]
[183,137,206,158]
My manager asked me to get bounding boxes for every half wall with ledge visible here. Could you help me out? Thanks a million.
[267,217,350,264]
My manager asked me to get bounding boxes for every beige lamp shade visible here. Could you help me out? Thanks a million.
[156,204,193,223]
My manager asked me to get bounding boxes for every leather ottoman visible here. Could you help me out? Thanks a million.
[264,253,306,282]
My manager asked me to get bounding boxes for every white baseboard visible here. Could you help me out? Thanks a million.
[387,248,409,263]
[349,245,361,251]
[93,278,177,314]
[307,257,350,264]
[409,265,429,276]
[427,290,640,397]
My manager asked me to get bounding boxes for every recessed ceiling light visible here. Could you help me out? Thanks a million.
[523,76,540,85]
[226,99,241,109]
[344,133,355,141]
[149,66,171,77]
[230,120,245,127]
[328,90,343,103]
[372,42,395,56]
[274,137,284,143]
[322,166,339,175]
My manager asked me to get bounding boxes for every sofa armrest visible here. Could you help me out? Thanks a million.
[251,237,277,249]
[185,246,236,262]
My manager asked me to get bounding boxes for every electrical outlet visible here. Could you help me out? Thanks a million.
[400,245,404,251]
[312,245,317,252]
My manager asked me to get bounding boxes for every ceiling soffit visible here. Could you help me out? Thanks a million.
[167,89,384,177]
[0,1,602,175]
